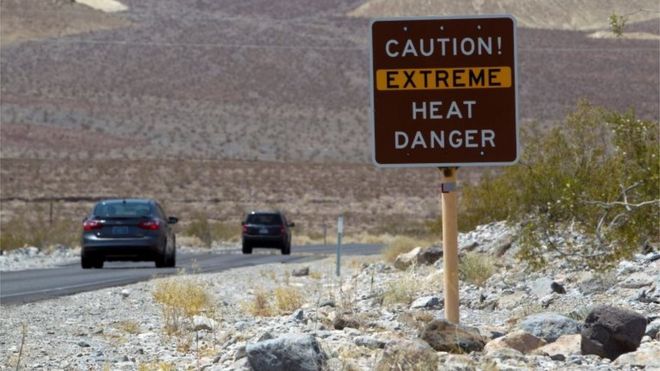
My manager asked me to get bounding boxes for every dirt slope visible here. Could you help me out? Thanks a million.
[349,0,659,32]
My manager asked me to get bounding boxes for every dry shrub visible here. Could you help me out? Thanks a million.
[383,275,418,305]
[183,212,240,247]
[459,252,495,287]
[115,320,140,334]
[152,277,213,334]
[137,362,176,371]
[375,340,438,371]
[274,286,303,313]
[0,209,79,251]
[242,289,274,317]
[383,236,427,263]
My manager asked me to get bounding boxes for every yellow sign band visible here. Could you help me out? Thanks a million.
[376,66,512,91]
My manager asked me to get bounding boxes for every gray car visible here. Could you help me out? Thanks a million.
[81,199,178,269]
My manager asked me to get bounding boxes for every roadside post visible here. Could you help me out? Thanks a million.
[370,15,519,324]
[336,215,344,277]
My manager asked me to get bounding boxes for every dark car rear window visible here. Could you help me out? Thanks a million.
[246,214,282,225]
[94,202,152,218]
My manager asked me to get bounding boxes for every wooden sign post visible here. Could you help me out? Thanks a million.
[441,167,459,323]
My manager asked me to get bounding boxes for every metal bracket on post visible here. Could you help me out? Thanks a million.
[441,182,457,193]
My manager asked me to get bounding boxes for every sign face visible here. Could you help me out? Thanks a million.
[337,216,344,235]
[370,15,519,167]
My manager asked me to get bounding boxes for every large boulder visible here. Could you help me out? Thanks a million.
[394,247,442,270]
[246,334,327,371]
[581,305,647,360]
[419,319,486,353]
[518,312,581,342]
[484,330,546,354]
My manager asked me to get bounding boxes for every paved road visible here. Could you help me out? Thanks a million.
[0,244,382,305]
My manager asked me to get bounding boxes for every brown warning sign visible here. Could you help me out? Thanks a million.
[370,15,519,167]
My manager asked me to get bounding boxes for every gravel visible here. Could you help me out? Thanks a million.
[0,221,658,370]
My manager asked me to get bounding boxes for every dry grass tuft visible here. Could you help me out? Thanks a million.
[242,289,274,317]
[383,275,418,305]
[382,236,428,263]
[274,286,303,313]
[152,277,213,335]
[375,340,438,371]
[137,362,176,371]
[115,320,140,334]
[459,252,496,287]
[0,210,79,251]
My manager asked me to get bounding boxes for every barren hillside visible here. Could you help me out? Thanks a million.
[350,0,660,32]
[0,0,658,232]
[1,0,658,162]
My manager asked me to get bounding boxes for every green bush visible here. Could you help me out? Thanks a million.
[461,101,659,269]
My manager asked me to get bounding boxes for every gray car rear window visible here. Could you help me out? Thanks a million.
[246,214,282,225]
[94,202,153,218]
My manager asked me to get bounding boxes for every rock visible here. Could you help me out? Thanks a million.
[492,234,513,257]
[581,305,647,360]
[419,319,486,353]
[394,247,422,270]
[234,344,247,360]
[612,341,660,368]
[120,289,130,298]
[319,300,335,308]
[225,357,251,371]
[619,272,654,289]
[644,318,660,338]
[518,312,581,342]
[354,336,386,349]
[438,354,476,370]
[257,332,274,342]
[540,293,558,308]
[77,341,90,347]
[193,316,218,332]
[393,246,442,270]
[551,282,566,294]
[375,339,437,371]
[410,295,442,309]
[418,247,443,265]
[533,334,581,359]
[484,330,546,354]
[497,291,528,310]
[478,326,507,340]
[291,267,309,277]
[528,277,554,298]
[246,334,327,371]
[617,260,638,275]
[333,316,360,330]
[290,309,304,322]
[577,272,613,295]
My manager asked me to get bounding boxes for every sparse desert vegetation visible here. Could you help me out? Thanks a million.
[152,276,214,335]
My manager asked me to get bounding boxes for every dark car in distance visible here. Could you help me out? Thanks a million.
[81,199,178,269]
[242,211,294,255]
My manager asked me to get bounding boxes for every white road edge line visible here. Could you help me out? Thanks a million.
[0,277,143,299]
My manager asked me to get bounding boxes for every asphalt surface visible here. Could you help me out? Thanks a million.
[0,243,382,305]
